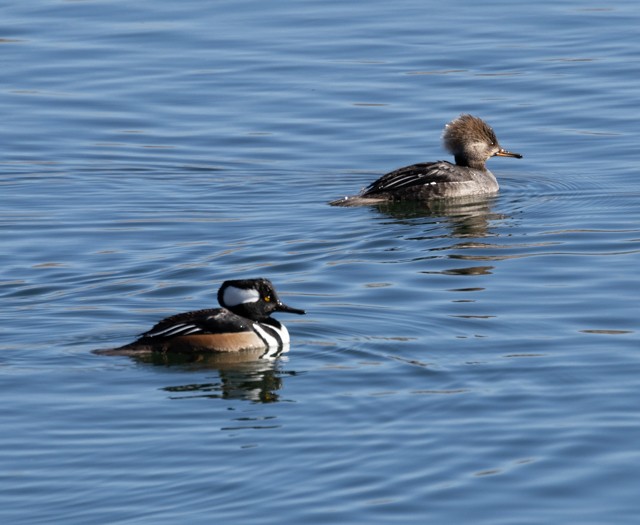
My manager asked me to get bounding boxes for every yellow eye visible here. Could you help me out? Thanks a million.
[263,295,271,302]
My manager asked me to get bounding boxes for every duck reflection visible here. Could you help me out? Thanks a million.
[371,195,504,238]
[106,347,293,403]
[162,358,291,404]
[368,195,508,279]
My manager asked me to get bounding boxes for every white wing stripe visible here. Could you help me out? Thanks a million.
[147,323,199,337]
[181,327,203,335]
[383,174,424,189]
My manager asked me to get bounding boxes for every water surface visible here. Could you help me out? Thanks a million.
[1,1,639,524]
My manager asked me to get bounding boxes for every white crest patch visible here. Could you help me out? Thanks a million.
[222,285,260,307]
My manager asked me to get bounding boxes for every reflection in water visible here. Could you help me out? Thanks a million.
[107,348,295,403]
[441,265,494,276]
[162,359,291,404]
[372,195,503,238]
[373,196,504,277]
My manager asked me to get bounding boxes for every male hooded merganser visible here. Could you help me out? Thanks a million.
[330,114,522,205]
[101,278,305,354]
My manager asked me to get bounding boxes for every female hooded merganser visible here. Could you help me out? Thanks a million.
[330,114,522,205]
[99,278,305,355]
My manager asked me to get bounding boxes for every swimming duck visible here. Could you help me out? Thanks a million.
[331,114,522,205]
[99,278,305,354]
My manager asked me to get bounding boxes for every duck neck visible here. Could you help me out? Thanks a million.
[454,154,486,170]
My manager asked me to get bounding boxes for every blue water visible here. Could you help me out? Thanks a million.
[2,0,640,523]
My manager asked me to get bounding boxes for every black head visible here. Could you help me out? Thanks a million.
[217,278,306,320]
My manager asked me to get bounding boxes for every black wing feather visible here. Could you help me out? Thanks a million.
[362,161,465,196]
[138,308,251,340]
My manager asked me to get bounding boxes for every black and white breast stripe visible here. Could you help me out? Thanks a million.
[252,321,290,349]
